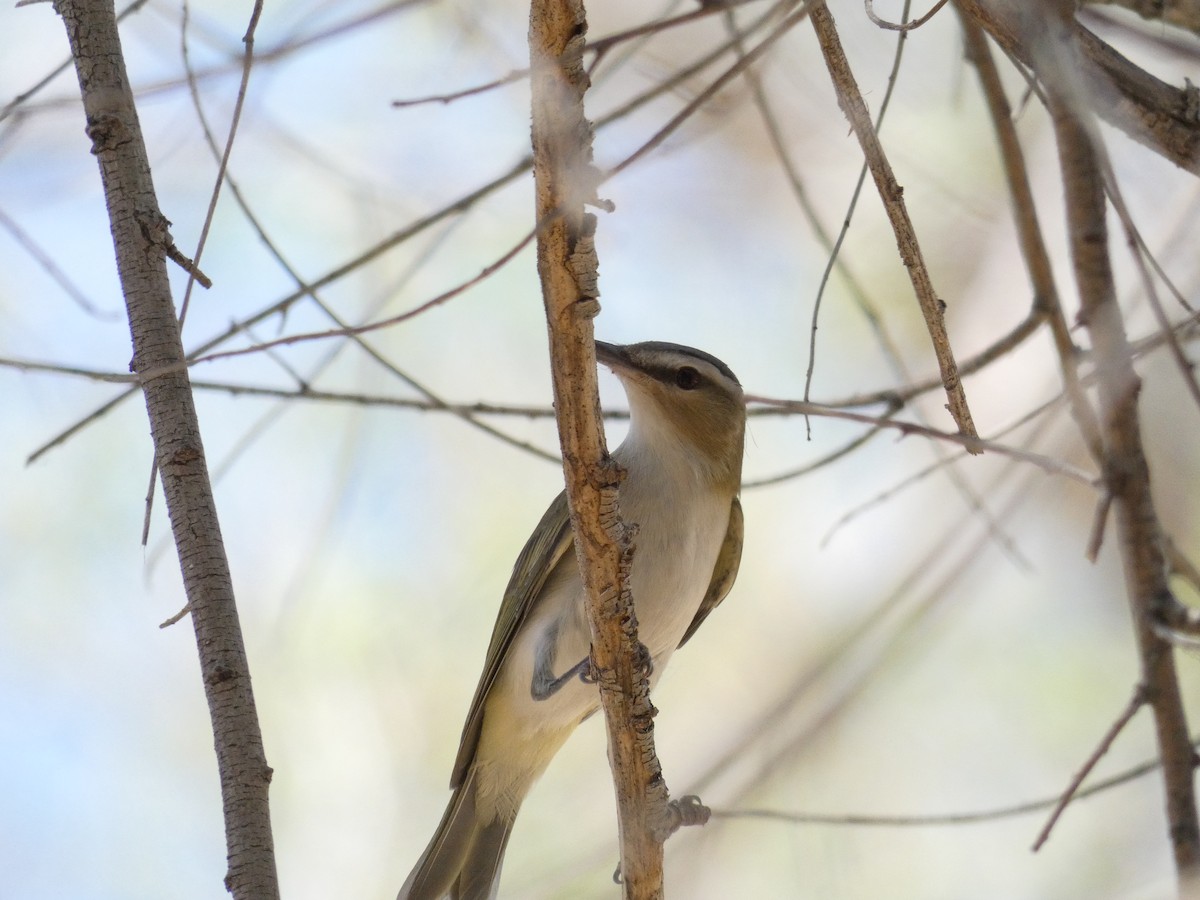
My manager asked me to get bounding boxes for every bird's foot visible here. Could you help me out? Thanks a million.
[634,640,654,679]
[531,657,592,701]
[654,795,711,842]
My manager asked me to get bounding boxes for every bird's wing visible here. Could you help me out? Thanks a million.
[678,496,743,648]
[451,490,575,787]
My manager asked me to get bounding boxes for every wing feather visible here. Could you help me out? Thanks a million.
[450,491,574,787]
[678,497,743,648]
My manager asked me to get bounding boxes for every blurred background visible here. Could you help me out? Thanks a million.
[2,0,1200,897]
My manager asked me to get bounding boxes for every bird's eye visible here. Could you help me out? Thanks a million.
[675,366,701,390]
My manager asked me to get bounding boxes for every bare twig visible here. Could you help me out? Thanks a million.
[715,733,1196,827]
[1032,685,1148,850]
[864,0,949,32]
[743,420,891,488]
[811,1,978,442]
[586,0,773,57]
[690,451,1051,806]
[0,206,118,318]
[1102,178,1200,417]
[158,231,537,371]
[819,309,1043,410]
[24,154,535,465]
[819,396,1064,550]
[604,2,814,180]
[805,282,1200,418]
[801,0,910,416]
[392,69,528,107]
[175,0,260,321]
[746,394,1097,485]
[0,0,151,122]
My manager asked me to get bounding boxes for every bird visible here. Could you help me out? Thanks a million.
[398,340,746,900]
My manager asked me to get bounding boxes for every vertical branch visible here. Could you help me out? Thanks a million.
[52,2,279,898]
[810,1,978,443]
[528,2,668,897]
[1040,3,1200,877]
[958,12,1105,462]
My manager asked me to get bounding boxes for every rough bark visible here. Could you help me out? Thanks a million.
[528,1,669,897]
[52,2,279,897]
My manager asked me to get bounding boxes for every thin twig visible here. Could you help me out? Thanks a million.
[820,308,1043,410]
[803,0,912,424]
[389,0,777,110]
[1102,178,1200,417]
[1032,685,1148,851]
[0,0,151,122]
[392,69,528,108]
[24,153,534,464]
[157,230,537,372]
[819,394,1064,551]
[176,0,260,322]
[811,2,977,441]
[714,732,1191,827]
[0,207,119,319]
[690,450,1054,805]
[746,393,1097,485]
[184,120,557,463]
[587,0,773,57]
[743,421,891,488]
[864,0,949,32]
[603,2,814,181]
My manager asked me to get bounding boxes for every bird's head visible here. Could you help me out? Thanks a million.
[596,340,745,491]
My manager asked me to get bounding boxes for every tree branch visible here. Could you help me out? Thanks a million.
[1039,0,1200,875]
[528,1,669,897]
[1085,0,1200,37]
[956,0,1200,176]
[959,11,1106,463]
[810,0,979,442]
[52,2,278,897]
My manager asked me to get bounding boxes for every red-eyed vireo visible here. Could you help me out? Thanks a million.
[398,340,746,900]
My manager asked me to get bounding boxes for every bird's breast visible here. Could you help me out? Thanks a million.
[621,488,732,663]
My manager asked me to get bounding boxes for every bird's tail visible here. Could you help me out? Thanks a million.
[398,770,516,900]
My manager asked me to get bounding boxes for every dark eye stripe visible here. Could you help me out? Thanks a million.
[633,341,741,386]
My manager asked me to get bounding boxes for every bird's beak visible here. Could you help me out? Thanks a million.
[595,340,633,374]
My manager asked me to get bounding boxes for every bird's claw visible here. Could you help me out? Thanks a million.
[652,795,711,842]
[578,660,598,685]
[634,641,654,678]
